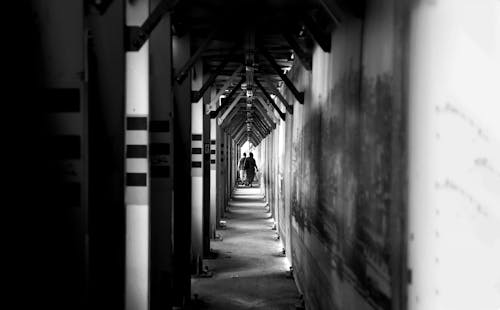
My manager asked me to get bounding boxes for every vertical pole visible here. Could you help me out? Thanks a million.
[87,1,126,308]
[125,1,150,310]
[227,136,231,192]
[203,87,212,254]
[172,32,192,307]
[149,1,173,308]
[216,124,225,221]
[31,1,87,308]
[210,114,218,236]
[191,61,204,271]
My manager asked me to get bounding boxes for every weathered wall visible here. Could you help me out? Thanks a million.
[278,1,407,309]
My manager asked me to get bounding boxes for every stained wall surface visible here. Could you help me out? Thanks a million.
[259,1,407,309]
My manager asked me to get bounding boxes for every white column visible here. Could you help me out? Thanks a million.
[125,1,149,309]
[191,61,204,266]
[210,118,217,237]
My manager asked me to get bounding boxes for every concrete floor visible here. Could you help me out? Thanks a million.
[191,186,300,309]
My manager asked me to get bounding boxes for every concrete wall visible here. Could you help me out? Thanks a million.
[274,1,407,309]
[407,1,500,309]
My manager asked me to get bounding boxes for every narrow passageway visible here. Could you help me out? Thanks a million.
[191,185,299,309]
[27,1,500,309]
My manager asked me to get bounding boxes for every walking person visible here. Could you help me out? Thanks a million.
[244,152,258,187]
[238,153,247,185]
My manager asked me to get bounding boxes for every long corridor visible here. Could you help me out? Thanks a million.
[191,186,300,309]
[22,1,500,309]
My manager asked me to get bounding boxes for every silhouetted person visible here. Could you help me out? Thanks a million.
[244,152,258,187]
[238,153,247,185]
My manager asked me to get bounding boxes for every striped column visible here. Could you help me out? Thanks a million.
[45,87,85,209]
[210,119,217,238]
[35,1,87,306]
[191,61,204,269]
[125,1,149,310]
[45,85,87,304]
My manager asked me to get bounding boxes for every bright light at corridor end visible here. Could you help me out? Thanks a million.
[407,1,500,310]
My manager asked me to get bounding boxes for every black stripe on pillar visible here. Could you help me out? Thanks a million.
[44,88,80,112]
[192,148,202,154]
[210,150,216,154]
[151,143,170,156]
[150,120,169,132]
[126,173,147,186]
[192,134,202,141]
[49,135,81,159]
[151,166,170,178]
[126,145,148,158]
[210,140,216,145]
[210,160,216,164]
[192,161,202,168]
[127,117,148,130]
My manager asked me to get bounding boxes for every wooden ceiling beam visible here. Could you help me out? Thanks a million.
[191,44,238,102]
[208,64,244,110]
[258,44,304,104]
[281,31,312,70]
[254,78,286,121]
[302,13,331,53]
[258,75,293,114]
[175,26,220,83]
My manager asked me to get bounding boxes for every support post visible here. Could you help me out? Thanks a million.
[202,88,212,257]
[149,1,173,308]
[31,1,89,309]
[87,1,126,308]
[124,1,150,310]
[172,32,192,307]
[209,110,218,238]
[191,61,204,273]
